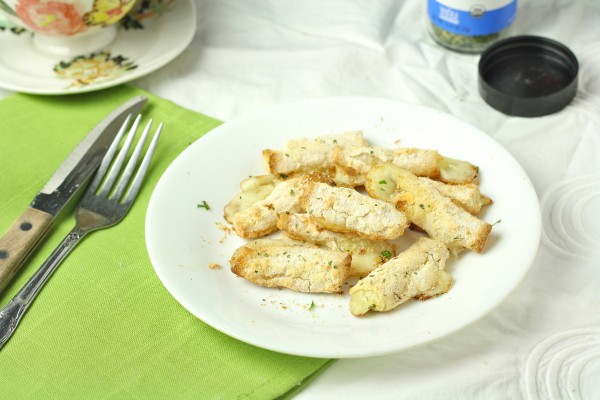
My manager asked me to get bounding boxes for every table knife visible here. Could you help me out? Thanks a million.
[0,95,148,293]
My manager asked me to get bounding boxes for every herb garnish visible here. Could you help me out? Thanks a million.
[381,250,392,259]
[197,200,210,210]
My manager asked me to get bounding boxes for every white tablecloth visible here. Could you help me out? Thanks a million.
[2,0,599,398]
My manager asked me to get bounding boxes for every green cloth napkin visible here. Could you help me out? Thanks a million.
[0,85,332,399]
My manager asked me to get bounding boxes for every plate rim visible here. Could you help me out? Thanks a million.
[145,96,542,358]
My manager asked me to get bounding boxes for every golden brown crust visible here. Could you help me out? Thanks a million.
[393,148,441,179]
[299,182,409,241]
[277,213,394,276]
[231,174,332,238]
[419,178,492,215]
[349,237,452,316]
[365,164,492,253]
[262,131,368,175]
[332,146,441,186]
[232,204,279,238]
[332,146,479,187]
[230,239,351,293]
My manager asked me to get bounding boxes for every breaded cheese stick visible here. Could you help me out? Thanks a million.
[299,182,409,241]
[365,163,492,253]
[349,237,451,316]
[230,239,351,293]
[333,145,479,186]
[262,131,368,175]
[224,183,276,224]
[420,178,492,215]
[232,174,330,238]
[332,169,491,214]
[333,146,440,186]
[277,213,395,276]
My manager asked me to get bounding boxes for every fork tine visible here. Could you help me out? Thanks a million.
[88,114,132,193]
[98,114,142,197]
[122,122,163,205]
[112,119,153,201]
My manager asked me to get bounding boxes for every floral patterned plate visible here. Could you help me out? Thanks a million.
[0,0,194,94]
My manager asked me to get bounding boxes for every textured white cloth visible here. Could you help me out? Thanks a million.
[2,0,599,398]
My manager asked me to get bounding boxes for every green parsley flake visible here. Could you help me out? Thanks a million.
[378,179,387,184]
[381,250,392,259]
[197,200,210,210]
[308,301,316,311]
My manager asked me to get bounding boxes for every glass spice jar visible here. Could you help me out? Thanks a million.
[427,0,517,53]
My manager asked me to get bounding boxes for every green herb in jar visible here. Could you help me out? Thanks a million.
[427,0,517,54]
[430,24,504,53]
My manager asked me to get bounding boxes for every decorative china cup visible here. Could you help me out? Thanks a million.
[0,0,137,55]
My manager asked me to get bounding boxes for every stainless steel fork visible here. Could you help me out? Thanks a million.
[0,114,162,349]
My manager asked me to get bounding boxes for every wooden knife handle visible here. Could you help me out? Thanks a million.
[0,207,53,293]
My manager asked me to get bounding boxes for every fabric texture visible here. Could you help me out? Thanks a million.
[0,85,330,399]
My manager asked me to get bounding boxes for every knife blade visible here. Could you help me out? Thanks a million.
[0,95,148,293]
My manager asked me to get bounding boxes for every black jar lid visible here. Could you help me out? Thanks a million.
[478,35,578,117]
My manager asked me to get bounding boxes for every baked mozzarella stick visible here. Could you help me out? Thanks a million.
[230,239,350,293]
[299,182,410,241]
[349,237,452,316]
[262,131,369,176]
[333,145,479,186]
[277,213,395,277]
[224,174,279,224]
[232,174,330,238]
[419,178,492,215]
[365,163,492,253]
[333,146,439,186]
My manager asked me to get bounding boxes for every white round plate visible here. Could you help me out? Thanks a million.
[145,97,541,358]
[0,0,195,95]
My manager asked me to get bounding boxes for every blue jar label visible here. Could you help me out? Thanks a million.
[428,0,517,36]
